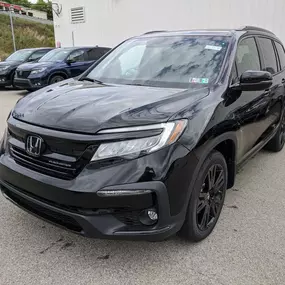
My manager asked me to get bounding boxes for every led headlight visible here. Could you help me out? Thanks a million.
[91,120,187,161]
[31,67,47,74]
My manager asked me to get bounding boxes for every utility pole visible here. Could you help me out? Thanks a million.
[9,7,16,52]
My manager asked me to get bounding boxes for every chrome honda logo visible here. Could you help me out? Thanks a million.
[26,136,44,157]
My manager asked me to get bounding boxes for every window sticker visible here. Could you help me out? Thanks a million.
[205,45,222,51]
[189,78,209,84]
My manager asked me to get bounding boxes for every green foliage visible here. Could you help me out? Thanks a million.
[0,14,55,59]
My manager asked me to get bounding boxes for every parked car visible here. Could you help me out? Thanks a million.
[0,48,53,88]
[14,46,111,91]
[1,27,285,242]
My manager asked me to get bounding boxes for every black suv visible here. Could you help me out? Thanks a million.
[0,48,53,88]
[1,27,285,242]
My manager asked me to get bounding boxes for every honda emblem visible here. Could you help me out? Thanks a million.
[26,136,44,157]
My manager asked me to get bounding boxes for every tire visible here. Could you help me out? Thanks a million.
[264,112,285,152]
[49,74,65,85]
[179,150,228,242]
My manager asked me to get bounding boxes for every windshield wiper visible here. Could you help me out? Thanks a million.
[79,77,104,84]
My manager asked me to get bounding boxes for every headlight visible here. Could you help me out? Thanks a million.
[0,128,8,155]
[31,67,47,74]
[91,120,187,161]
[0,66,10,72]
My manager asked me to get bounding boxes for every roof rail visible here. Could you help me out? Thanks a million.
[143,30,167,35]
[238,26,275,35]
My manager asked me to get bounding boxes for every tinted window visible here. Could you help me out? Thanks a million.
[258,38,278,74]
[29,50,50,61]
[275,42,285,70]
[236,37,261,76]
[68,49,86,62]
[86,48,110,61]
[86,36,230,89]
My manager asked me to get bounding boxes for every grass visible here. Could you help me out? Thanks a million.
[0,14,54,60]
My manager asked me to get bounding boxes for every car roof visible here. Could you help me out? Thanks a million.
[139,26,278,40]
[18,47,54,51]
[57,46,111,50]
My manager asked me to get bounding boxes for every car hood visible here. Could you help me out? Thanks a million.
[12,79,210,134]
[0,60,22,68]
[17,61,54,71]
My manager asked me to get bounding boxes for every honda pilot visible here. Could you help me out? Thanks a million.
[14,46,111,91]
[1,27,285,242]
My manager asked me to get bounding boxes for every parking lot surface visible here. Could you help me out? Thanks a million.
[0,89,285,285]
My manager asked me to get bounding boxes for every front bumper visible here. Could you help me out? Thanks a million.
[14,77,47,90]
[0,178,182,241]
[0,75,12,87]
[0,147,191,240]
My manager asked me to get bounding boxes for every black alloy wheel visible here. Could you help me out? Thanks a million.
[196,164,225,231]
[179,150,228,242]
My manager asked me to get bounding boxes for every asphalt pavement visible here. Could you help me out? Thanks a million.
[0,89,285,285]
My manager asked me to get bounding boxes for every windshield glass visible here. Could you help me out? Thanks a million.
[86,35,230,88]
[39,49,72,62]
[6,50,33,62]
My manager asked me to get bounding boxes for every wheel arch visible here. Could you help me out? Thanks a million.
[193,132,237,189]
[48,71,68,83]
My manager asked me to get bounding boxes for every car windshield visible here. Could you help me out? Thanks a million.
[85,35,230,88]
[39,49,72,62]
[6,50,33,62]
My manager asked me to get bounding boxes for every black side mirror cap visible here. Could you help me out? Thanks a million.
[231,70,273,92]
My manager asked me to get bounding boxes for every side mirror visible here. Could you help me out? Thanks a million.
[232,70,273,91]
[66,58,75,65]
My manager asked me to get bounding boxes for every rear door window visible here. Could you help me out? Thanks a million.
[236,37,261,76]
[258,37,278,74]
[86,48,110,61]
[275,41,285,70]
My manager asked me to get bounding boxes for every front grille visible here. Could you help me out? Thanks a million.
[3,186,82,233]
[17,70,31,78]
[10,145,82,180]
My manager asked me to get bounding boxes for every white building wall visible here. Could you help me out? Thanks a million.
[52,0,285,48]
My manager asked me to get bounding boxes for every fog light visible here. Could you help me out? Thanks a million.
[139,209,158,226]
[148,210,158,221]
